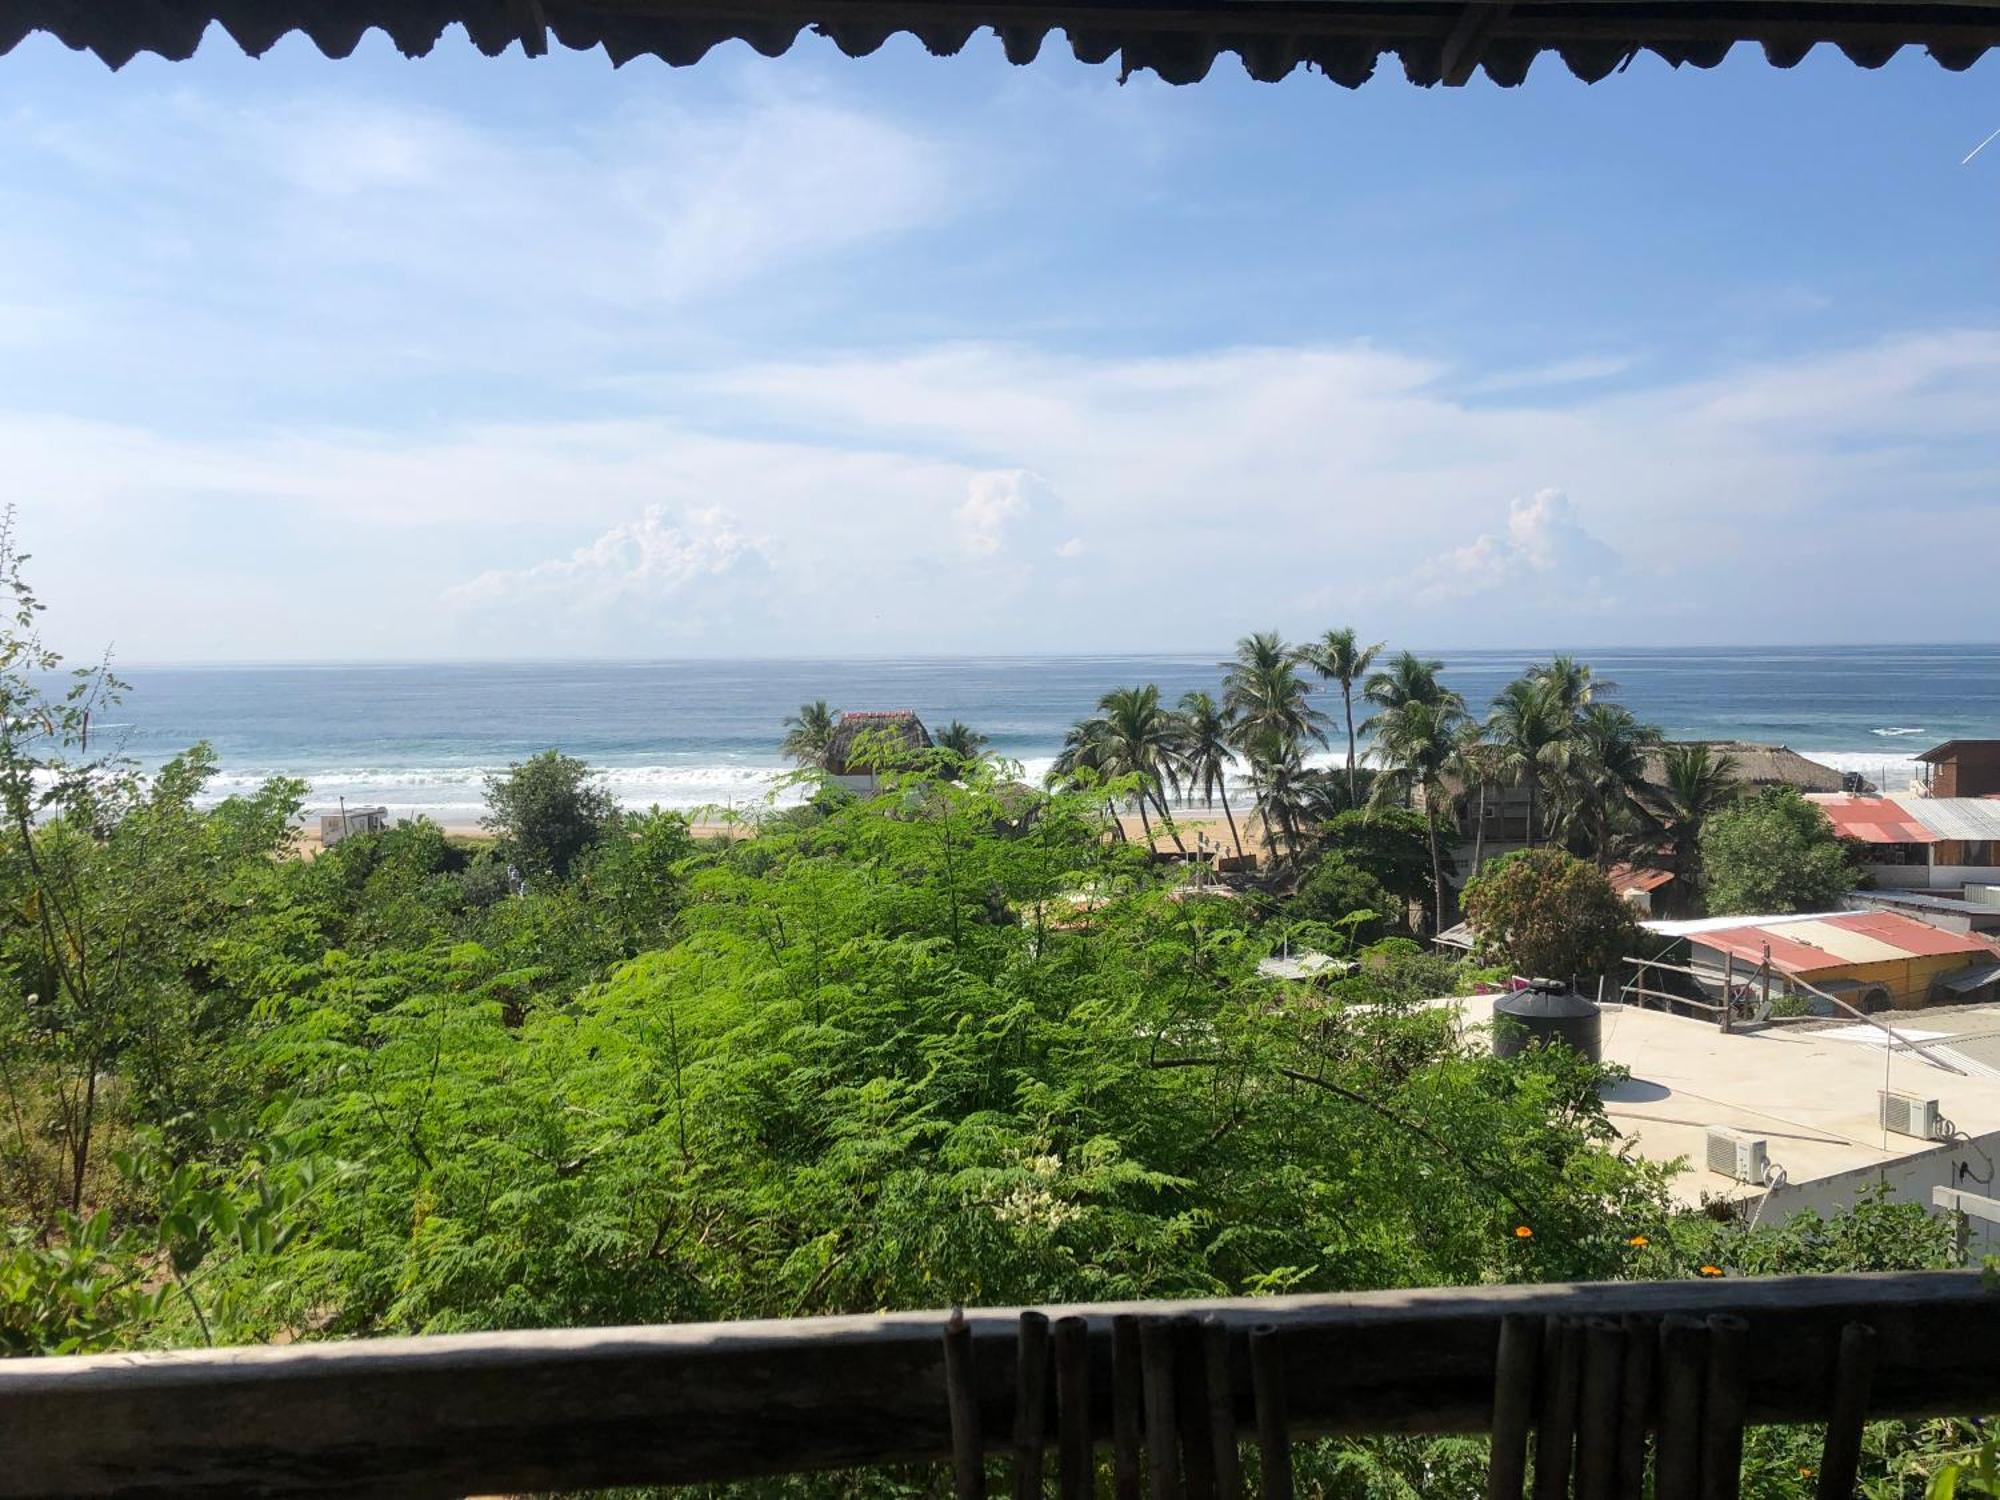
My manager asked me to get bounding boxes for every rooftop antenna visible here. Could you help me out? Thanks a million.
[1964,124,2000,165]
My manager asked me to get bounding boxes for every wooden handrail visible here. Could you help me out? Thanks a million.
[0,1273,1997,1496]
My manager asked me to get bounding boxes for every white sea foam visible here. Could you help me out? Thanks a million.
[1797,750,1925,791]
[1871,726,1928,737]
[202,763,807,821]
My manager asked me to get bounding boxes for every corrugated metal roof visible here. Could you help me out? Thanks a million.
[1941,962,2000,995]
[1644,911,1849,938]
[1691,910,1999,975]
[1805,794,1938,844]
[1771,919,1913,965]
[1901,797,2000,843]
[1606,862,1674,894]
[3,1,1998,87]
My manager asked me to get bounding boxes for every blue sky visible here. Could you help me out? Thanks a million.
[3,26,1997,660]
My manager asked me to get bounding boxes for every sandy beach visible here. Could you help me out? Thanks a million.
[290,803,1265,860]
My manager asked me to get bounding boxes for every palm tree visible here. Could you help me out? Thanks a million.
[1638,742,1740,906]
[1530,653,1616,715]
[1222,633,1328,752]
[1222,633,1328,852]
[780,699,837,768]
[935,720,989,763]
[1240,725,1310,866]
[1300,627,1383,812]
[1174,690,1243,858]
[1486,675,1570,846]
[1445,719,1500,880]
[1561,703,1659,866]
[1368,697,1467,933]
[1095,684,1187,854]
[1049,715,1127,842]
[1362,651,1464,719]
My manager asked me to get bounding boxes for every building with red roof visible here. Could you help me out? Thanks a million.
[1686,910,2000,1013]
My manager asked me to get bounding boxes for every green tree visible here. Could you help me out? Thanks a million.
[1173,690,1243,858]
[1528,652,1614,715]
[1638,742,1740,909]
[1368,699,1467,932]
[1300,627,1382,813]
[1223,634,1326,865]
[481,750,619,884]
[1288,858,1395,942]
[1559,703,1660,867]
[1446,720,1501,880]
[1315,808,1437,917]
[779,699,838,768]
[1701,786,1855,915]
[1092,685,1186,853]
[1361,650,1461,717]
[1486,674,1571,848]
[933,720,989,768]
[1462,847,1641,983]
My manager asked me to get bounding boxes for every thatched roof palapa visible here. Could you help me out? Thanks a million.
[1641,739,1846,796]
[825,710,933,776]
[6,2,1997,88]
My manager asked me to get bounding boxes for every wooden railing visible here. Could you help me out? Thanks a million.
[1,1272,1997,1497]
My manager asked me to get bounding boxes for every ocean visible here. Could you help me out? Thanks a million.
[91,646,2000,826]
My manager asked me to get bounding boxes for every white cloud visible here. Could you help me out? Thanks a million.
[1453,355,1635,397]
[444,504,773,616]
[16,325,2000,659]
[1401,489,1625,607]
[954,469,1073,559]
[0,81,968,381]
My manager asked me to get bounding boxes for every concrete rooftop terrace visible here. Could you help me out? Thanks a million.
[1448,995,2000,1212]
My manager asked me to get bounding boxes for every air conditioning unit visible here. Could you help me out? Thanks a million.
[1705,1127,1770,1184]
[1879,1090,1943,1141]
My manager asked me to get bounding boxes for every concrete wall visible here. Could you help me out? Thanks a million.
[1865,866,1935,890]
[1861,864,2000,891]
[1761,1132,2000,1255]
[1933,865,2000,890]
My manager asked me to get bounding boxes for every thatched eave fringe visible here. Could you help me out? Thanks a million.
[2,2,1995,85]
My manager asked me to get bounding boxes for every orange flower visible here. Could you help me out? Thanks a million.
[1626,1234,1650,1248]
[1698,1264,1724,1278]
[1798,1467,1815,1478]
[1513,1225,1534,1240]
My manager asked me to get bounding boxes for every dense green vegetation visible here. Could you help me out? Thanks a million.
[0,536,1962,1495]
[970,631,1863,932]
[1702,786,1859,917]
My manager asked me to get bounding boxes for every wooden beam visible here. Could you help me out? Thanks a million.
[1932,1185,2000,1223]
[3,1275,2000,1496]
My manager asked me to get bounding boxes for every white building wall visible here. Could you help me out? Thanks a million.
[1931,865,2000,890]
[1757,1132,2000,1256]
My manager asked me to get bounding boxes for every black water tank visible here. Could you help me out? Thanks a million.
[1492,981,1602,1064]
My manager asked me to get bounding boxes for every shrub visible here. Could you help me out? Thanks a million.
[481,750,619,883]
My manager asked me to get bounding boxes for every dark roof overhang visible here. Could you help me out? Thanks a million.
[4,2,1998,86]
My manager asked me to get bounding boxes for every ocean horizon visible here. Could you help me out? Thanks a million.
[83,645,2000,825]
